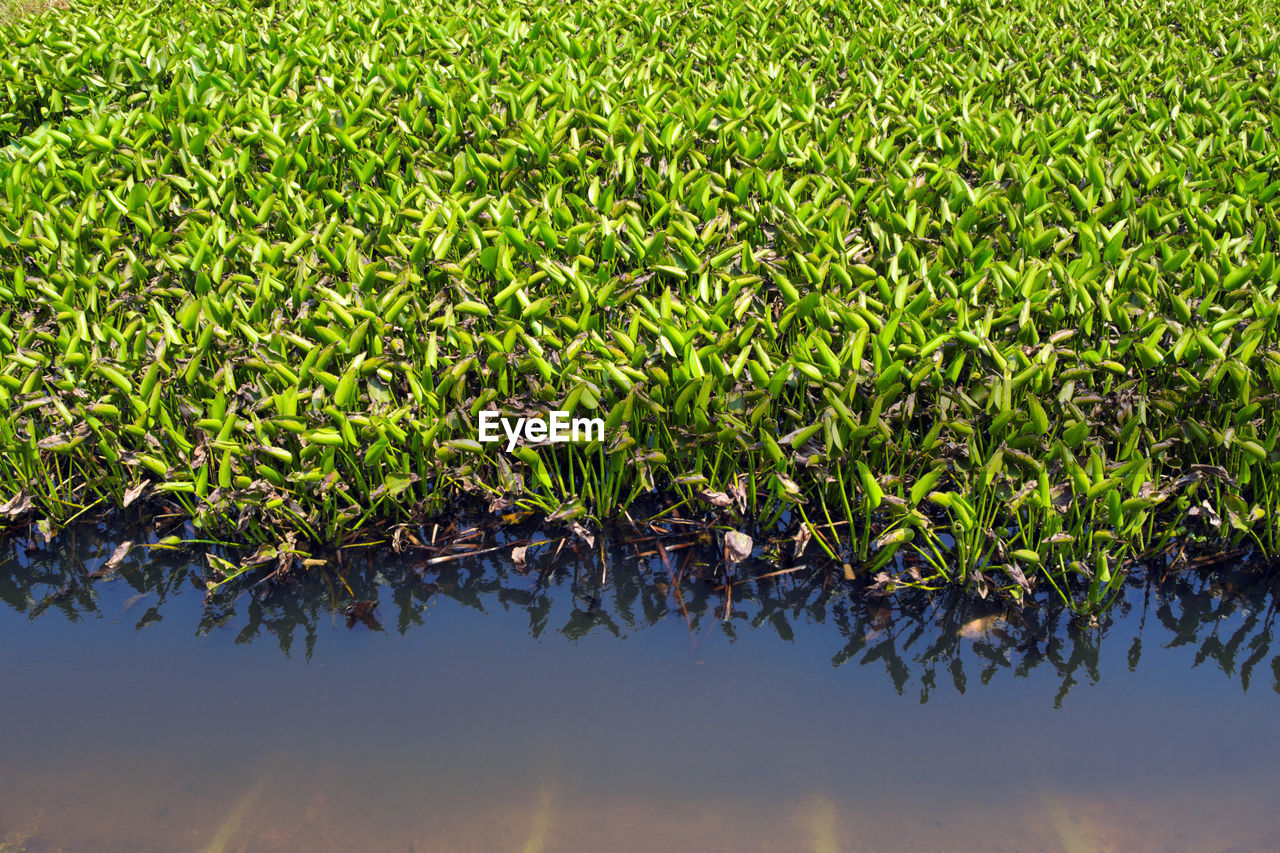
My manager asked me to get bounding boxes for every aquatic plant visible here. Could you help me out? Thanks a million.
[2,0,1280,606]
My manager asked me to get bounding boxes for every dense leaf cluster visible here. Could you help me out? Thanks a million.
[2,0,1280,602]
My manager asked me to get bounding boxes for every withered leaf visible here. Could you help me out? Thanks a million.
[36,433,68,450]
[729,476,749,513]
[0,491,32,519]
[793,524,813,558]
[122,481,149,508]
[1004,562,1031,592]
[569,521,596,548]
[93,540,133,579]
[1188,500,1222,529]
[1189,464,1232,482]
[699,489,733,508]
[724,530,753,564]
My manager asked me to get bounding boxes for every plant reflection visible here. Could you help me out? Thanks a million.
[1,522,1277,706]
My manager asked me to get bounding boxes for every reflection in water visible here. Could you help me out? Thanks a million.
[0,522,1279,852]
[2,521,1278,707]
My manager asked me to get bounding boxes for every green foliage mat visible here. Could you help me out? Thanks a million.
[2,0,1280,606]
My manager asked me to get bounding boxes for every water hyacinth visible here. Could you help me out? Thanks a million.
[2,0,1280,608]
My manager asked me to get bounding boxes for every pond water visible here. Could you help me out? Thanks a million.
[0,523,1277,852]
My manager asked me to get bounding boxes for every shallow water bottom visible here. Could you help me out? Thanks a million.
[3,756,1278,853]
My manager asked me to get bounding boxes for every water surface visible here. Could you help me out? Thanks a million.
[0,524,1277,852]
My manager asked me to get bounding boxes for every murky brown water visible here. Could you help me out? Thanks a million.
[1,524,1278,852]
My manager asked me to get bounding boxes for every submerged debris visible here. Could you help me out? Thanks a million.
[957,615,1007,640]
[345,600,381,631]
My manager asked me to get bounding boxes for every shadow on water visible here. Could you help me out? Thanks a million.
[2,519,1278,708]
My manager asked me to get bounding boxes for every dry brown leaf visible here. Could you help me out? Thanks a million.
[122,480,148,508]
[793,524,813,558]
[1004,562,1031,592]
[699,490,733,508]
[569,521,595,548]
[105,540,132,572]
[0,491,32,519]
[724,530,753,564]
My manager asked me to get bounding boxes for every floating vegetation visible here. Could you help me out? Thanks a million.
[3,0,1280,607]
